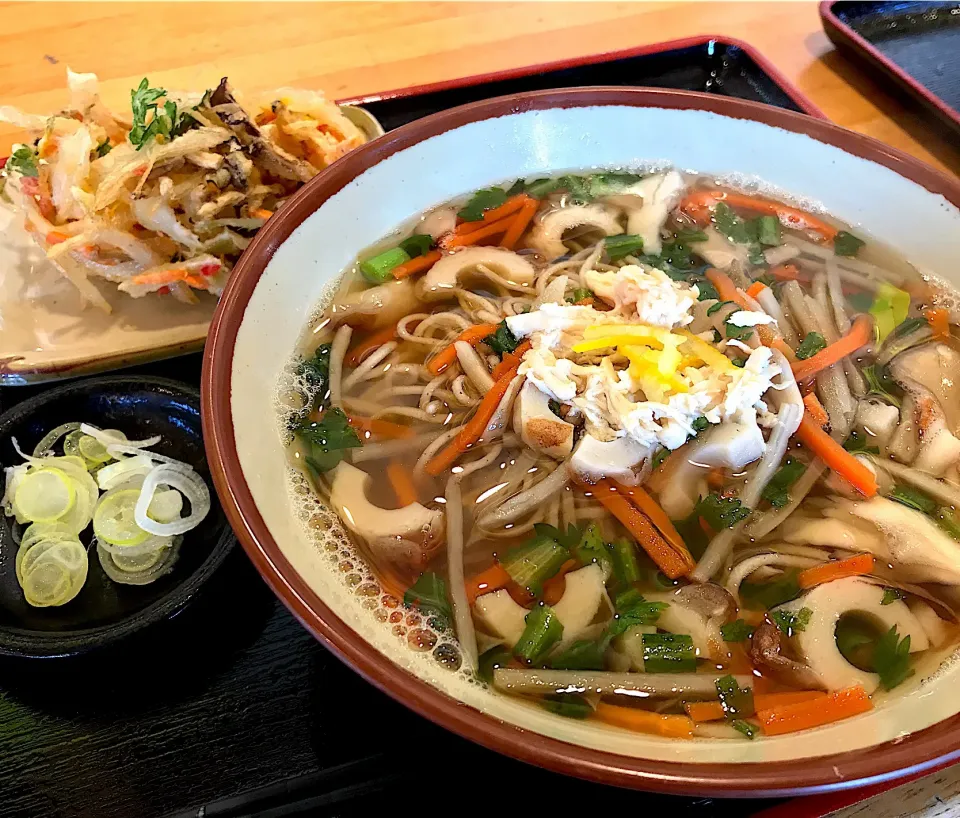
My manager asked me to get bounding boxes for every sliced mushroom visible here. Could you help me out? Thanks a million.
[421,247,536,299]
[621,171,686,256]
[328,462,443,564]
[774,577,928,694]
[890,342,960,434]
[513,380,575,460]
[528,204,623,260]
[330,277,421,330]
[693,419,765,471]
[781,515,887,554]
[473,589,528,646]
[749,621,826,691]
[854,400,900,452]
[647,584,734,660]
[569,433,653,486]
[551,564,611,641]
[828,496,960,584]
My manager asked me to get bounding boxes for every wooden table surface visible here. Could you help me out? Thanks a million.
[0,1,958,177]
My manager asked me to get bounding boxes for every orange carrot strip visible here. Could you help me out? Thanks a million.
[614,482,689,559]
[347,416,415,440]
[680,189,839,241]
[707,268,797,360]
[500,197,540,250]
[769,263,801,282]
[465,563,513,605]
[425,366,521,476]
[803,393,829,428]
[491,339,531,381]
[925,308,950,340]
[456,195,531,234]
[541,559,577,606]
[798,553,875,589]
[391,250,442,279]
[705,267,741,303]
[426,323,500,376]
[685,691,826,723]
[746,281,768,299]
[585,479,695,579]
[757,686,872,736]
[386,461,419,507]
[795,412,878,497]
[791,314,873,382]
[46,230,69,245]
[128,268,189,286]
[594,702,694,739]
[251,208,273,220]
[346,325,398,367]
[442,216,515,249]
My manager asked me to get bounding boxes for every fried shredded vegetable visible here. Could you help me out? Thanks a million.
[0,70,369,311]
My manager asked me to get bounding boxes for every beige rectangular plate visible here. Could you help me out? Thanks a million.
[0,205,216,385]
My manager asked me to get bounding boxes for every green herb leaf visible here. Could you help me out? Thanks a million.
[399,234,433,258]
[731,357,747,368]
[771,606,812,637]
[716,674,756,718]
[720,619,755,643]
[6,145,38,177]
[129,78,195,150]
[605,234,645,261]
[566,287,594,304]
[836,615,877,670]
[506,178,526,196]
[696,493,752,530]
[696,278,720,302]
[795,331,827,360]
[842,431,880,455]
[458,187,508,221]
[888,484,938,515]
[936,506,960,541]
[755,215,781,247]
[724,319,754,342]
[707,300,736,317]
[692,416,710,434]
[891,316,929,340]
[514,603,564,663]
[404,572,452,626]
[548,639,608,670]
[881,588,904,606]
[651,447,670,470]
[540,693,593,719]
[874,625,914,690]
[642,632,696,673]
[94,140,112,158]
[297,407,362,472]
[761,457,806,509]
[483,320,520,358]
[676,227,708,243]
[296,342,332,409]
[713,202,754,245]
[573,522,610,572]
[834,230,865,257]
[732,719,758,739]
[547,399,563,418]
[740,569,802,611]
[863,364,902,408]
[606,592,668,638]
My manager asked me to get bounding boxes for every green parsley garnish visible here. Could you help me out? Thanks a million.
[834,230,865,257]
[6,145,38,177]
[761,457,806,509]
[483,320,520,358]
[296,407,362,473]
[795,331,827,360]
[771,607,812,637]
[404,572,452,628]
[720,619,755,643]
[457,187,508,221]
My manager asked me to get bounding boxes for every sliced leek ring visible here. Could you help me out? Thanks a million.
[97,538,179,586]
[148,488,183,524]
[62,429,85,460]
[93,488,149,547]
[13,468,76,523]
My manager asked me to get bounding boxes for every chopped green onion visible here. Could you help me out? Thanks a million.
[795,331,827,360]
[501,536,570,594]
[539,693,593,719]
[533,523,582,549]
[548,639,607,670]
[566,287,594,303]
[834,230,865,257]
[514,603,564,663]
[524,178,561,198]
[755,215,781,246]
[606,538,641,584]
[870,283,910,343]
[732,719,758,739]
[359,247,411,284]
[716,674,756,718]
[478,645,512,683]
[605,234,645,261]
[642,632,696,673]
[399,234,433,258]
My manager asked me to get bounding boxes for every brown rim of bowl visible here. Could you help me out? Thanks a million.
[202,87,960,797]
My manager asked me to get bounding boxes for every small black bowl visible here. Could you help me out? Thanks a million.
[0,375,234,657]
